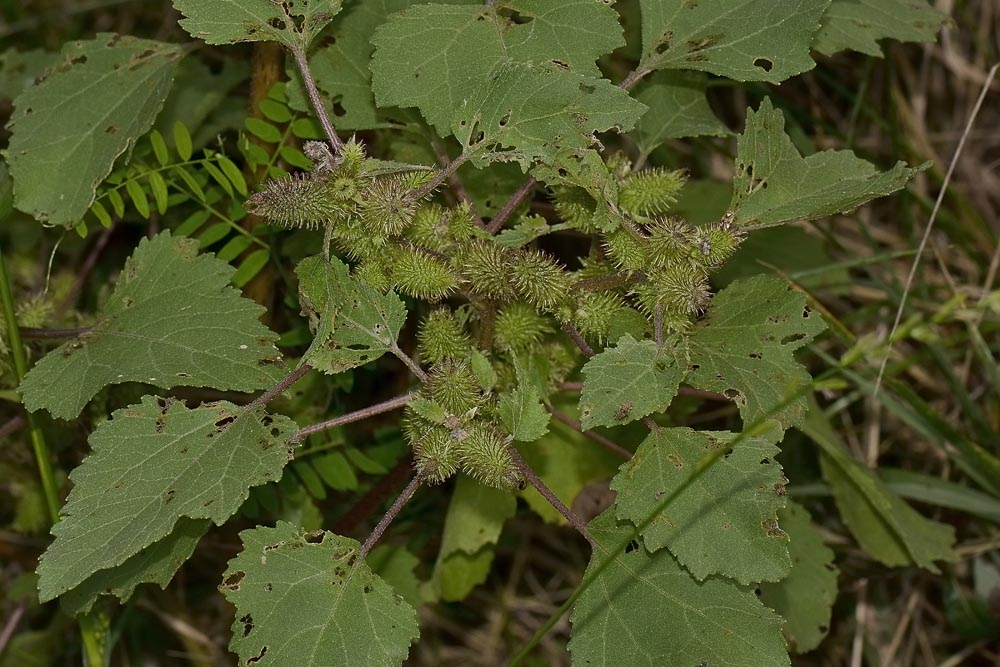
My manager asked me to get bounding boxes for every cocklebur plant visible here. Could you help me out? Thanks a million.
[0,0,960,665]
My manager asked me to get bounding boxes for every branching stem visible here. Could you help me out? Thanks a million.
[295,392,415,440]
[358,474,422,560]
[509,446,596,548]
[411,153,471,201]
[291,47,344,156]
[561,321,595,358]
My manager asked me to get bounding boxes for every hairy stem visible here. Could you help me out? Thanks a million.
[291,47,344,156]
[619,66,650,90]
[561,321,595,358]
[243,363,312,411]
[391,346,429,382]
[546,407,631,460]
[486,177,537,234]
[358,474,422,560]
[0,245,60,525]
[411,152,471,201]
[295,392,416,440]
[509,445,596,548]
[429,135,485,228]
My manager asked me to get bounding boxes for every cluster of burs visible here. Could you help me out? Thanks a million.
[249,141,744,490]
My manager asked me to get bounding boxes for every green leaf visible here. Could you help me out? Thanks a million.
[371,1,625,133]
[498,381,550,442]
[367,545,422,610]
[245,116,283,144]
[631,71,729,160]
[813,0,945,57]
[802,406,956,572]
[731,98,926,229]
[578,334,684,430]
[0,47,59,101]
[149,129,170,166]
[232,248,270,288]
[5,35,183,227]
[61,518,210,616]
[612,427,790,584]
[517,419,621,525]
[125,178,150,218]
[568,510,790,667]
[453,61,645,169]
[295,255,407,375]
[426,547,494,603]
[759,502,838,653]
[173,121,193,161]
[439,475,516,557]
[174,0,343,50]
[638,0,828,82]
[20,232,284,420]
[217,155,248,196]
[37,396,297,602]
[685,275,826,430]
[221,522,418,667]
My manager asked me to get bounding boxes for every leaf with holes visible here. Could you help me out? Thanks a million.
[759,501,839,653]
[173,0,343,49]
[5,35,182,227]
[62,518,210,616]
[814,0,945,57]
[612,427,791,584]
[36,396,297,602]
[578,335,684,430]
[453,61,645,170]
[631,71,729,160]
[568,510,790,667]
[20,232,284,420]
[804,407,956,573]
[371,0,625,133]
[637,0,829,82]
[731,98,926,228]
[295,255,407,375]
[221,522,418,667]
[685,275,826,430]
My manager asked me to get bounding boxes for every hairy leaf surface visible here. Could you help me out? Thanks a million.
[759,502,839,653]
[371,1,624,133]
[296,255,406,374]
[804,408,955,572]
[631,71,729,160]
[612,427,791,584]
[568,511,790,667]
[498,380,550,442]
[222,522,418,667]
[638,0,829,82]
[579,335,684,430]
[174,0,342,49]
[37,397,297,601]
[20,233,284,420]
[5,35,182,227]
[685,276,826,430]
[452,61,645,169]
[62,518,210,616]
[731,98,925,228]
[814,0,945,56]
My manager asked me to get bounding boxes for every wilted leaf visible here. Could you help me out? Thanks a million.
[5,35,182,227]
[759,502,839,653]
[638,0,829,82]
[37,396,297,602]
[803,407,955,572]
[20,232,284,420]
[296,255,407,375]
[612,427,791,584]
[568,510,790,667]
[731,98,925,228]
[221,522,418,667]
[685,275,826,430]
